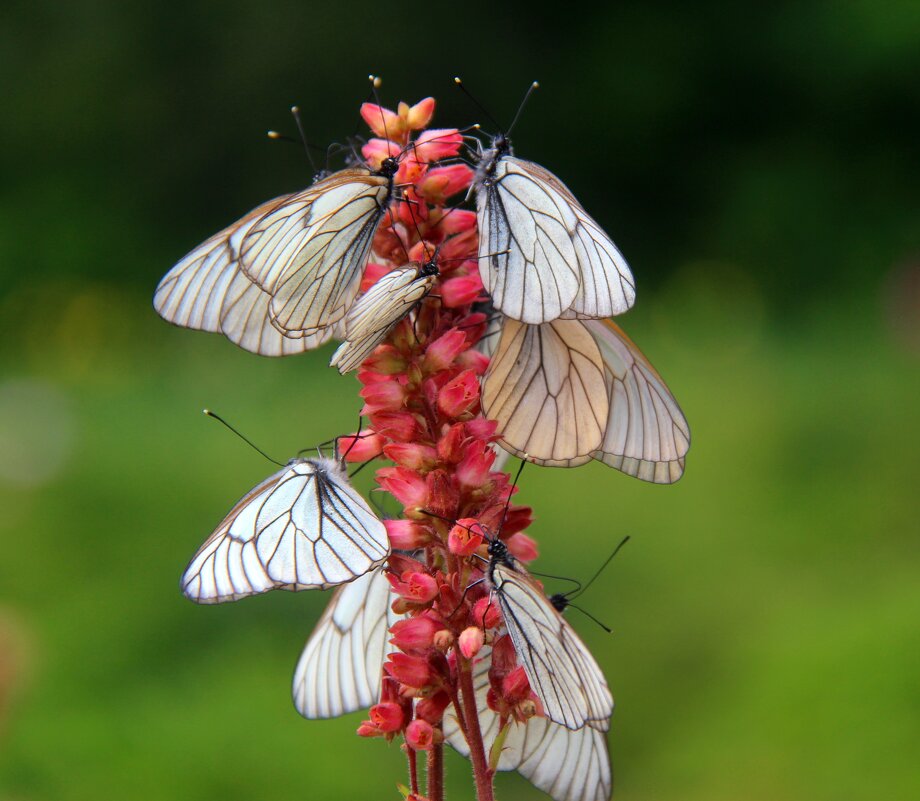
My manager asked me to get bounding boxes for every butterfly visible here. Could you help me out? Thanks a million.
[154,156,401,354]
[329,257,440,374]
[293,567,611,801]
[181,456,389,603]
[483,537,613,731]
[480,316,690,481]
[473,133,636,325]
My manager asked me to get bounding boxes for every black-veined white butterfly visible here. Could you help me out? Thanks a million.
[293,567,611,801]
[154,156,401,354]
[484,537,613,731]
[473,132,636,325]
[181,456,389,603]
[329,257,440,374]
[480,316,690,481]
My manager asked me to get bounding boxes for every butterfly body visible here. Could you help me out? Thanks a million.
[181,456,389,603]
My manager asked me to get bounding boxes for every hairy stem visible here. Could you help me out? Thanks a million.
[458,656,494,801]
[426,738,444,801]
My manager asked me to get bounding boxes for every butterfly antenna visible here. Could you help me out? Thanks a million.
[507,81,540,135]
[497,458,526,535]
[564,535,631,602]
[289,105,320,175]
[368,74,393,145]
[564,601,612,633]
[202,409,285,467]
[453,77,502,133]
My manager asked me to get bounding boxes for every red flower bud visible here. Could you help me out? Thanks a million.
[406,97,435,130]
[415,691,450,724]
[360,104,403,140]
[338,430,384,463]
[457,349,490,375]
[465,418,499,441]
[360,344,407,375]
[413,129,462,162]
[437,422,467,463]
[383,442,438,471]
[425,469,459,519]
[502,666,533,702]
[360,381,407,414]
[423,328,468,372]
[440,274,484,308]
[437,369,480,418]
[448,518,484,557]
[370,411,420,442]
[390,615,442,652]
[405,718,440,751]
[417,165,475,204]
[359,262,392,292]
[384,519,432,550]
[472,597,502,630]
[377,466,429,508]
[369,701,405,733]
[357,720,384,738]
[455,440,495,489]
[458,626,485,659]
[385,653,435,690]
[506,531,539,562]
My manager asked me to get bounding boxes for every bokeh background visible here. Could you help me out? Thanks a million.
[1,1,918,799]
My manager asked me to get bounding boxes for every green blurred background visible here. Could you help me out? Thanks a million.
[1,1,918,799]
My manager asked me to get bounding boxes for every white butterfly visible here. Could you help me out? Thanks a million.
[154,158,401,354]
[485,537,614,731]
[294,567,611,801]
[443,645,611,801]
[330,259,440,374]
[473,134,635,325]
[480,316,690,481]
[181,456,389,603]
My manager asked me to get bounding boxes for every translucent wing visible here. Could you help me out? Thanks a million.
[489,559,613,731]
[444,647,612,801]
[513,159,636,320]
[587,319,690,483]
[293,567,400,719]
[181,457,390,603]
[477,158,580,324]
[330,265,436,374]
[481,318,609,466]
[476,155,635,324]
[153,195,334,356]
[238,170,394,336]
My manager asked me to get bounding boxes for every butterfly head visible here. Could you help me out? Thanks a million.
[378,156,400,178]
[491,133,513,156]
[419,257,440,278]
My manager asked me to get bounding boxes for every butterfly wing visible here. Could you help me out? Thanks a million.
[490,561,613,731]
[238,170,393,337]
[477,157,581,324]
[587,319,690,483]
[444,646,612,801]
[154,195,334,356]
[181,458,389,603]
[330,266,436,373]
[293,567,399,719]
[481,318,609,466]
[512,159,635,320]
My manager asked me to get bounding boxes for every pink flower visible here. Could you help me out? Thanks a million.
[437,422,467,464]
[360,103,402,140]
[415,691,450,724]
[360,345,406,376]
[360,262,392,292]
[448,518,484,557]
[369,701,405,733]
[384,518,432,549]
[369,411,420,442]
[417,165,475,204]
[437,369,480,418]
[361,137,401,169]
[457,349,490,375]
[413,129,462,162]
[360,381,407,414]
[385,653,435,689]
[390,615,442,652]
[383,442,438,471]
[377,466,428,508]
[338,430,384,463]
[458,626,485,659]
[505,531,539,561]
[405,719,439,751]
[465,418,499,441]
[472,597,502,630]
[388,571,439,604]
[438,209,477,237]
[405,97,435,130]
[423,328,468,372]
[425,469,459,519]
[455,440,495,488]
[440,274,483,308]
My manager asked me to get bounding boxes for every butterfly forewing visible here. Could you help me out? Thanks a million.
[481,318,609,466]
[478,157,580,324]
[489,558,613,731]
[444,646,611,801]
[181,457,389,603]
[293,567,399,719]
[587,319,690,482]
[330,265,437,373]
